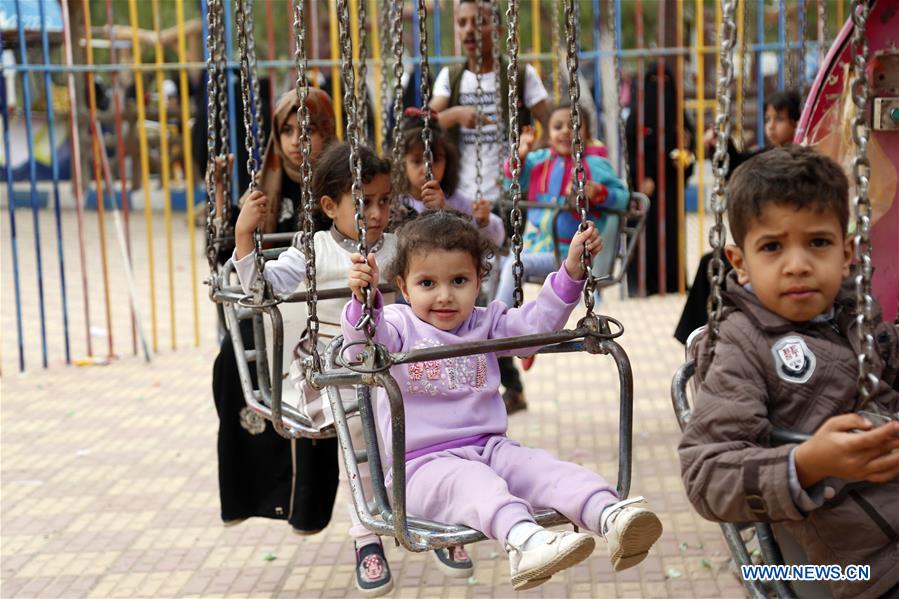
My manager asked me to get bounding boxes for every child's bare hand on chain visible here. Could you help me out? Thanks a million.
[348,252,380,303]
[564,222,603,280]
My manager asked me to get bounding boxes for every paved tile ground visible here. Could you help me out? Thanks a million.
[2,209,746,598]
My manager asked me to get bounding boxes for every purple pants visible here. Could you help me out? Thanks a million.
[403,436,618,542]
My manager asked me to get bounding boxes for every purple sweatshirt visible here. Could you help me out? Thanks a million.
[341,265,585,463]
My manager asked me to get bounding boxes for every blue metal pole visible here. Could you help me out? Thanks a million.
[593,0,603,141]
[39,0,71,364]
[614,0,624,174]
[15,0,49,368]
[797,0,805,88]
[0,33,25,372]
[757,0,765,145]
[777,0,785,89]
[412,4,422,109]
[223,0,239,202]
[432,0,442,65]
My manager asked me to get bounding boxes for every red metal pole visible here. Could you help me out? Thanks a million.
[656,0,667,294]
[106,0,137,355]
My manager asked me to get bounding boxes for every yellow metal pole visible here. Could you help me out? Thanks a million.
[330,1,343,140]
[369,0,384,153]
[531,0,541,77]
[350,0,361,96]
[676,0,686,294]
[551,0,560,104]
[81,0,115,358]
[695,0,705,254]
[176,0,199,347]
[837,0,844,30]
[151,0,176,350]
[128,0,158,352]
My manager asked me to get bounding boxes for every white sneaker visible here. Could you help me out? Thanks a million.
[600,496,663,571]
[507,530,595,591]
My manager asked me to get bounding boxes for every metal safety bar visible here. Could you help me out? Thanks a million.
[323,323,634,551]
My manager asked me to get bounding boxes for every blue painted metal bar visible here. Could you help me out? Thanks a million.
[593,0,603,140]
[797,0,805,88]
[223,0,239,202]
[412,4,422,109]
[432,0,442,64]
[15,0,49,368]
[0,33,25,372]
[757,0,765,145]
[778,0,785,89]
[39,0,71,363]
[614,0,624,175]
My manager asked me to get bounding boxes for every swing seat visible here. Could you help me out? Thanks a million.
[312,315,636,552]
[501,192,650,290]
[671,330,826,599]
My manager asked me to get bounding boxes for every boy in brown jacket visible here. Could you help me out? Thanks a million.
[678,146,899,599]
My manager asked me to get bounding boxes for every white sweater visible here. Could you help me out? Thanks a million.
[233,230,398,341]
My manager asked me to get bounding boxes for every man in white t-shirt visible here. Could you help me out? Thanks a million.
[429,0,549,205]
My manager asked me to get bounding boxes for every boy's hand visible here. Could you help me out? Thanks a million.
[212,154,235,221]
[442,106,490,129]
[234,190,267,259]
[794,413,899,487]
[564,221,603,280]
[518,125,536,159]
[420,179,446,210]
[472,197,491,227]
[348,252,379,303]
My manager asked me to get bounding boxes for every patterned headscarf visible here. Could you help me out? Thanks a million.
[256,88,336,232]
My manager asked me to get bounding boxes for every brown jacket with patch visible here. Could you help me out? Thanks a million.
[679,273,899,598]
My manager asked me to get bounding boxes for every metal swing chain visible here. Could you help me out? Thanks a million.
[608,0,630,190]
[737,0,749,144]
[491,1,506,190]
[798,0,807,90]
[204,0,222,271]
[417,0,434,183]
[293,0,321,371]
[235,0,268,300]
[706,0,738,357]
[564,0,595,315]
[389,1,406,205]
[473,1,485,205]
[338,0,373,334]
[358,0,370,142]
[214,0,232,231]
[849,0,877,405]
[506,0,525,309]
[378,0,391,155]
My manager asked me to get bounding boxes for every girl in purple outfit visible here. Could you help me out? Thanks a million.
[343,210,663,590]
[397,109,506,249]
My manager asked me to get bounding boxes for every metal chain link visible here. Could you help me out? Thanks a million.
[564,0,595,315]
[506,0,524,309]
[293,0,320,372]
[609,0,630,189]
[706,0,738,358]
[817,0,827,69]
[214,0,231,231]
[389,1,406,206]
[338,0,373,335]
[849,0,877,405]
[491,1,505,192]
[235,0,267,300]
[798,0,807,90]
[358,0,370,141]
[378,0,391,155]
[417,0,434,182]
[204,0,222,272]
[737,0,749,145]
[473,1,485,203]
